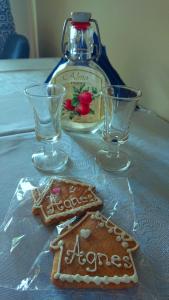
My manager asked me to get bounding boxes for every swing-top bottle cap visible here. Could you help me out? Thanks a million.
[71,12,92,23]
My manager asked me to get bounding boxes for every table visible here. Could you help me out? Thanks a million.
[0,58,169,300]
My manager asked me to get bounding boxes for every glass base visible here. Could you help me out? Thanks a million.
[32,149,68,173]
[96,149,131,172]
[62,119,103,134]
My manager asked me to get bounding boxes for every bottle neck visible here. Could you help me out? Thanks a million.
[67,24,94,62]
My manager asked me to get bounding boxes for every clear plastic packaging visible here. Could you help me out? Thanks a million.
[0,175,159,299]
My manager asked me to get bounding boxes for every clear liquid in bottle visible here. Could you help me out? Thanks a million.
[51,12,110,133]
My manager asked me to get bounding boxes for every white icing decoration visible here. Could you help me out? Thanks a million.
[98,222,104,228]
[49,193,60,203]
[114,227,122,235]
[79,194,93,202]
[91,214,95,220]
[42,192,99,219]
[64,234,134,272]
[121,241,129,248]
[80,229,91,239]
[86,252,97,272]
[54,272,138,285]
[90,211,134,247]
[64,199,72,209]
[104,276,109,284]
[54,273,60,279]
[41,199,102,222]
[64,235,86,266]
[71,197,78,207]
[69,185,78,193]
[32,179,98,209]
[57,240,64,274]
[32,179,54,207]
[52,211,138,286]
[56,202,65,211]
[123,256,132,269]
[58,240,64,247]
[95,211,101,218]
[46,202,64,215]
[46,204,55,215]
[97,253,111,266]
[111,255,122,268]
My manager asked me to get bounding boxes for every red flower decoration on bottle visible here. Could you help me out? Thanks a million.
[64,85,97,118]
[75,104,90,115]
[64,99,75,111]
[78,91,92,105]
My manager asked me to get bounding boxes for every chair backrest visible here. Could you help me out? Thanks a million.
[1,33,30,59]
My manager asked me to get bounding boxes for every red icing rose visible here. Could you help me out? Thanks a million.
[52,187,61,195]
[78,91,92,105]
[64,99,75,111]
[75,104,90,115]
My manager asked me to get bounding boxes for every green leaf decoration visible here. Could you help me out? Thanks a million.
[69,112,74,120]
[82,86,89,92]
[73,87,80,94]
[79,83,86,92]
[90,108,95,114]
[72,91,79,96]
[72,98,79,106]
[92,87,98,94]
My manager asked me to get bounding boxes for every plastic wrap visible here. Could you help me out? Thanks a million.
[0,175,159,299]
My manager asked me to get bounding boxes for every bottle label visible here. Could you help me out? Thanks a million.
[51,66,106,131]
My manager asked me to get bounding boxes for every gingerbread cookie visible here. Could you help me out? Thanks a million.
[50,211,139,289]
[32,178,102,225]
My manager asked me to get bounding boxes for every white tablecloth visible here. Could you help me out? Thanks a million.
[0,58,169,300]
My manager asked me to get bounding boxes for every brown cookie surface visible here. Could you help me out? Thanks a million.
[32,178,102,225]
[50,211,139,289]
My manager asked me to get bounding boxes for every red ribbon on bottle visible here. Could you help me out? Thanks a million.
[71,21,90,31]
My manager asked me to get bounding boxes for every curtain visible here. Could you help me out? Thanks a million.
[0,0,15,55]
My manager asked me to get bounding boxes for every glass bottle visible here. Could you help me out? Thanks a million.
[50,12,110,133]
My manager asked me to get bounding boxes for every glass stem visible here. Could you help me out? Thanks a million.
[42,141,57,157]
[108,139,120,158]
